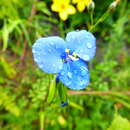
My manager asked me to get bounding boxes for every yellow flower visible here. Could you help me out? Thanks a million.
[51,0,76,21]
[73,0,92,12]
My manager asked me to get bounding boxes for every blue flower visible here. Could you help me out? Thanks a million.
[32,30,96,90]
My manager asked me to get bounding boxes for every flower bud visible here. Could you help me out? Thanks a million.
[109,0,120,12]
[87,1,95,12]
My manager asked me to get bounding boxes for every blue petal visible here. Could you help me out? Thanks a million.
[58,59,90,90]
[66,30,96,61]
[32,37,66,73]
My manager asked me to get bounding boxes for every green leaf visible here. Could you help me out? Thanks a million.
[2,20,9,51]
[8,19,21,33]
[69,101,84,111]
[57,83,67,103]
[107,113,130,130]
[47,77,56,103]
[2,19,21,51]
[36,1,51,16]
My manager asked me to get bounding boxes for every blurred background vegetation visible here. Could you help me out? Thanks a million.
[0,0,130,129]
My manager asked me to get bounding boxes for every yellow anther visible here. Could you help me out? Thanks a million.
[65,48,70,53]
[72,52,77,56]
[68,55,79,61]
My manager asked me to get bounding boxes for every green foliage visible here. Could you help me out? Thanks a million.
[0,0,130,129]
[107,113,130,130]
[0,56,16,78]
[29,77,49,108]
[0,87,20,116]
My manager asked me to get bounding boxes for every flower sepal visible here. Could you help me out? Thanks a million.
[57,78,68,107]
[47,75,57,103]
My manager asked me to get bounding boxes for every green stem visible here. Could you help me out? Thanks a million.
[114,97,130,109]
[59,20,65,37]
[101,96,130,109]
[90,11,94,26]
[89,10,110,32]
[39,111,45,130]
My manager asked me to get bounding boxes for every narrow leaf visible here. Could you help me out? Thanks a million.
[47,78,56,103]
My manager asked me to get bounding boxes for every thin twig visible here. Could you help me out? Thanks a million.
[20,4,36,64]
[68,91,130,95]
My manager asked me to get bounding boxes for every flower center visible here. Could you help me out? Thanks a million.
[61,49,79,63]
[61,4,66,9]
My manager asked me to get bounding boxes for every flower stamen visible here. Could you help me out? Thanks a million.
[65,48,70,53]
[68,55,79,61]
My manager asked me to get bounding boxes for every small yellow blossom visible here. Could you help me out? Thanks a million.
[73,0,92,12]
[51,0,76,21]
